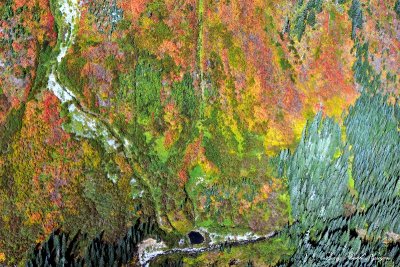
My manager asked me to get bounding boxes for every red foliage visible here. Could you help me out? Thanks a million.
[42,92,69,145]
[14,0,30,10]
[42,11,57,41]
[178,137,204,185]
[121,0,150,22]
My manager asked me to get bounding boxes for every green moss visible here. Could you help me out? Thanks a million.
[228,46,245,70]
[182,235,295,266]
[348,175,355,190]
[58,55,85,95]
[171,73,199,119]
[189,165,205,180]
[135,55,163,119]
[197,219,214,228]
[0,106,24,153]
[208,22,233,48]
[222,218,234,227]
[154,136,169,163]
[144,131,153,143]
[333,147,342,159]
[30,42,57,99]
[278,192,292,223]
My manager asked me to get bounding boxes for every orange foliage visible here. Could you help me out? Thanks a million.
[121,0,150,22]
[0,252,5,263]
[42,92,70,145]
[362,0,400,95]
[295,8,358,119]
[178,138,204,185]
[27,212,42,225]
[115,153,133,174]
[0,0,56,122]
[133,0,198,75]
[7,92,85,245]
[14,0,33,10]
[163,102,182,147]
[178,136,217,186]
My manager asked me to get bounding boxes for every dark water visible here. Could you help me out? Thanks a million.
[188,231,204,244]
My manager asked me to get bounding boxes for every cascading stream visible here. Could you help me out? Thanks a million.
[46,1,278,265]
[47,0,122,153]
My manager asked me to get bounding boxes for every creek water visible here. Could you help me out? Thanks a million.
[47,1,274,265]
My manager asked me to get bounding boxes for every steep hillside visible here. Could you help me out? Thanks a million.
[0,0,398,265]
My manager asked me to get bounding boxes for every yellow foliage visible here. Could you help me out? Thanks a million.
[291,117,307,144]
[260,184,272,199]
[217,111,244,156]
[0,252,5,263]
[325,96,346,120]
[26,212,42,226]
[167,210,194,233]
[82,141,100,168]
[264,126,288,157]
[115,153,132,174]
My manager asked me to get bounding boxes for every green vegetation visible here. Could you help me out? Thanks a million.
[352,42,381,93]
[287,112,349,227]
[0,106,24,153]
[1,0,399,265]
[171,73,200,119]
[177,235,295,266]
[349,0,363,39]
[27,218,161,267]
[276,92,400,265]
[135,55,163,121]
[292,0,324,40]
